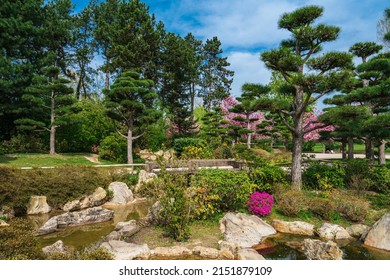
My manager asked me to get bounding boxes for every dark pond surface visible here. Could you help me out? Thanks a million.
[30,201,150,250]
[261,234,390,260]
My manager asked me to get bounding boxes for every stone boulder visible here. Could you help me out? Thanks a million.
[38,206,114,235]
[105,182,134,205]
[192,246,220,259]
[63,187,107,212]
[236,248,265,260]
[100,240,150,260]
[151,246,191,259]
[220,212,276,248]
[42,240,68,256]
[27,196,51,215]
[303,239,343,260]
[364,212,390,251]
[317,223,351,240]
[135,170,157,192]
[114,220,140,239]
[218,241,238,260]
[0,219,9,227]
[145,201,163,225]
[271,220,314,236]
[346,224,370,239]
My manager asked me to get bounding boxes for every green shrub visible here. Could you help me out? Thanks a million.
[369,166,390,194]
[303,162,345,190]
[0,166,117,213]
[334,196,368,222]
[0,219,45,260]
[172,138,206,157]
[158,173,191,241]
[99,133,127,163]
[308,197,336,220]
[189,169,256,219]
[212,145,233,159]
[302,140,316,152]
[78,247,114,260]
[0,134,47,153]
[249,165,287,193]
[181,146,211,159]
[277,190,306,217]
[344,159,370,187]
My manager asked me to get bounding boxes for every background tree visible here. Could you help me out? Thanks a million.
[260,6,352,190]
[15,66,75,154]
[104,70,159,164]
[199,37,234,110]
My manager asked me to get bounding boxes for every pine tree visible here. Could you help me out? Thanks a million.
[104,70,160,164]
[260,6,352,190]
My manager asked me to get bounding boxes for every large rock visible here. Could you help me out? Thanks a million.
[100,240,150,260]
[364,212,390,251]
[63,187,107,212]
[27,196,51,215]
[135,170,157,192]
[220,212,276,248]
[0,219,9,227]
[236,248,266,260]
[317,223,351,240]
[303,239,343,260]
[145,201,163,225]
[114,220,140,239]
[346,224,370,239]
[151,246,191,258]
[38,206,114,235]
[106,182,134,205]
[271,220,314,236]
[42,240,68,256]
[192,246,220,259]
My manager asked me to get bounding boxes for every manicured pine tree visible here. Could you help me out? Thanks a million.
[260,6,353,190]
[104,70,160,164]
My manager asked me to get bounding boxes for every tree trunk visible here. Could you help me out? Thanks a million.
[341,139,347,160]
[127,128,133,164]
[378,140,387,165]
[365,138,375,164]
[247,117,251,149]
[50,91,56,155]
[105,69,110,89]
[348,137,354,159]
[291,131,303,191]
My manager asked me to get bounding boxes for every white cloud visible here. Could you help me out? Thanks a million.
[227,51,271,96]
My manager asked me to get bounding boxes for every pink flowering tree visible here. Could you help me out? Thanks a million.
[303,110,334,141]
[221,96,266,148]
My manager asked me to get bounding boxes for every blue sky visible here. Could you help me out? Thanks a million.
[73,0,389,106]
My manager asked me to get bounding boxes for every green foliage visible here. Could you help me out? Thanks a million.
[158,173,191,241]
[181,146,212,160]
[303,162,345,190]
[333,194,369,222]
[99,133,127,163]
[190,170,256,219]
[302,140,316,152]
[172,138,206,157]
[277,190,307,217]
[369,166,390,194]
[249,165,288,193]
[0,219,45,260]
[78,247,114,260]
[212,145,233,159]
[0,166,118,213]
[0,134,47,153]
[308,197,336,220]
[344,159,371,186]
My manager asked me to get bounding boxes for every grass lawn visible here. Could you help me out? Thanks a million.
[0,153,116,167]
[313,143,390,154]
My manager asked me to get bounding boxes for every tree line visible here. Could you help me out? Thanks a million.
[1,1,389,191]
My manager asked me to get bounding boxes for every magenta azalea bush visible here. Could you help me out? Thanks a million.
[247,191,274,216]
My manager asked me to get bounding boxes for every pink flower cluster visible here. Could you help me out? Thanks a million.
[247,191,274,217]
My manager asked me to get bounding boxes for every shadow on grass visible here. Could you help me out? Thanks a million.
[0,154,17,165]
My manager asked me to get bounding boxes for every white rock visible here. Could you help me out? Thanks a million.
[220,212,276,248]
[106,182,134,205]
[271,220,314,236]
[42,240,67,255]
[27,196,51,215]
[364,212,390,251]
[192,246,220,259]
[317,223,351,240]
[303,239,343,260]
[100,240,150,260]
[346,224,371,238]
[236,248,265,260]
[151,246,191,258]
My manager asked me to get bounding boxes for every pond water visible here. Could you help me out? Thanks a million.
[26,206,390,260]
[30,201,150,250]
[261,234,390,260]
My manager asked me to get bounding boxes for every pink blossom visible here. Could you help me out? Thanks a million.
[247,192,274,217]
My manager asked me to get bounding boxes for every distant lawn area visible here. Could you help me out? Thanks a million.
[312,143,389,154]
[0,153,115,167]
